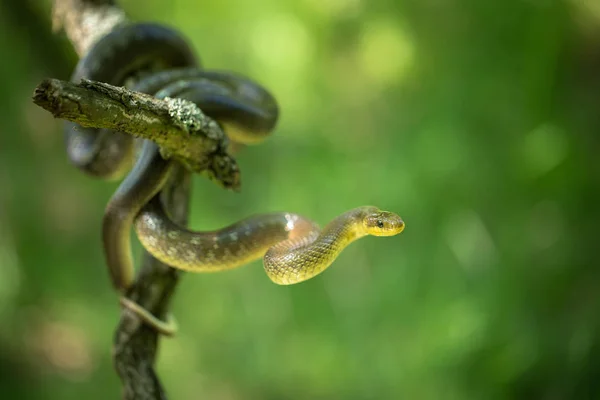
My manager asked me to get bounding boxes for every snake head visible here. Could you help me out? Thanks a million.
[363,209,405,236]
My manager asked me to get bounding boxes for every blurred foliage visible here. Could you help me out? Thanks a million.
[1,0,600,398]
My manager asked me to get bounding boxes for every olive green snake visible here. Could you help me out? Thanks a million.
[66,23,405,336]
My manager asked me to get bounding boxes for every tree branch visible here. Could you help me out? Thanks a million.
[47,1,206,399]
[33,78,240,189]
[113,165,191,400]
[52,0,125,57]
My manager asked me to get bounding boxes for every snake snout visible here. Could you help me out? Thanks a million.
[390,215,405,235]
[364,210,405,236]
[381,212,405,236]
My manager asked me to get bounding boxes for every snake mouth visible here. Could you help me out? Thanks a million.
[396,219,406,234]
[388,217,405,235]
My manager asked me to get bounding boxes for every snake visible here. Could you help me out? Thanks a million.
[67,22,405,335]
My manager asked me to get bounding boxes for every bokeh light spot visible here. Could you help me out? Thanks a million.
[250,13,314,75]
[358,19,414,86]
[521,123,568,178]
[528,200,564,250]
[249,13,315,122]
[303,0,363,18]
[444,210,496,271]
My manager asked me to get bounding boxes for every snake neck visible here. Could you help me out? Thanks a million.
[319,207,373,246]
[261,207,374,285]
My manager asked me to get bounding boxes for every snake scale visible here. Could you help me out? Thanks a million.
[66,22,405,335]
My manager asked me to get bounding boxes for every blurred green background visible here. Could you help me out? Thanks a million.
[1,0,600,398]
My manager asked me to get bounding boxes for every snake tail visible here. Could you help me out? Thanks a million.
[119,296,178,336]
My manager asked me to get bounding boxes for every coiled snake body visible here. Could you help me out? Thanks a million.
[67,23,404,334]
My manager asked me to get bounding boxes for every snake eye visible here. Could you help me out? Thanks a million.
[376,220,384,229]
